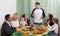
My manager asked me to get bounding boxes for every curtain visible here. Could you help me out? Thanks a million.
[17,0,60,26]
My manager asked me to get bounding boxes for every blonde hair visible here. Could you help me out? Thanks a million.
[13,13,18,15]
[13,13,18,20]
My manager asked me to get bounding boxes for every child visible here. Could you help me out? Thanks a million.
[47,18,58,36]
[20,17,27,27]
[11,13,19,30]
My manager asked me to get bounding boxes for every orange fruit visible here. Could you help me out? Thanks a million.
[31,31,36,34]
[17,29,22,32]
[40,31,44,34]
[37,31,41,34]
[43,29,46,32]
[23,31,29,35]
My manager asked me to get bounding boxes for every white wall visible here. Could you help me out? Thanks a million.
[0,0,16,28]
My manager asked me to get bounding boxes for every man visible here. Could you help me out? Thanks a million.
[31,2,45,24]
[1,14,15,36]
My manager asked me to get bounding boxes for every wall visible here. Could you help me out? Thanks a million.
[0,0,16,28]
[17,0,60,26]
[0,0,60,29]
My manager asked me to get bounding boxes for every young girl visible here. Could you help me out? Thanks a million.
[47,18,58,36]
[11,13,19,30]
[20,17,27,27]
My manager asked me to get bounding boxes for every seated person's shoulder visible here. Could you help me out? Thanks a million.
[2,22,7,26]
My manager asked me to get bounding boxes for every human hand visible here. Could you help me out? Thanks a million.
[32,14,35,18]
[40,16,43,19]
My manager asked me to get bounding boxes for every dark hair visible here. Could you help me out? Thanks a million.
[5,14,10,21]
[47,14,54,26]
[53,18,58,24]
[35,2,40,5]
[49,20,54,26]
[48,14,53,20]
[22,14,26,18]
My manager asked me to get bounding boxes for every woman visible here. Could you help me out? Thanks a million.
[11,13,19,30]
[22,14,31,26]
[46,14,54,26]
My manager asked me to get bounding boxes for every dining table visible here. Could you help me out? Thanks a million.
[11,29,51,36]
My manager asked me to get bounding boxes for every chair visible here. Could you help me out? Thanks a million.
[0,29,1,36]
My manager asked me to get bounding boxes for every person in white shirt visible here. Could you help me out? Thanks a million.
[11,13,19,30]
[31,2,45,24]
[47,18,58,36]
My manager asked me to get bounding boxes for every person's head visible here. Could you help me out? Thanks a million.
[21,18,25,22]
[22,14,28,19]
[5,14,12,22]
[48,14,53,20]
[35,2,40,9]
[53,18,58,24]
[13,13,19,20]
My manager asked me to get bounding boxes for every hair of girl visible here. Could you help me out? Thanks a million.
[53,18,58,24]
[48,14,53,20]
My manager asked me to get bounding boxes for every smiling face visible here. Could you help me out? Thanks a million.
[5,14,13,22]
[13,13,19,20]
[47,14,53,20]
[25,15,28,19]
[35,2,40,9]
[35,4,40,9]
[8,17,13,22]
[21,18,25,21]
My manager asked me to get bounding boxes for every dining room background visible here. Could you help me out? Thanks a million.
[0,0,60,28]
[17,0,60,26]
[0,0,60,36]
